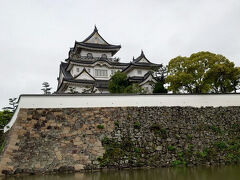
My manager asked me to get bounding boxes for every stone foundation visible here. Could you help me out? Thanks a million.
[0,106,240,175]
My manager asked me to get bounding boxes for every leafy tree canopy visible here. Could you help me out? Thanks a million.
[0,111,13,129]
[3,98,18,112]
[153,80,168,93]
[166,51,240,93]
[41,82,52,94]
[124,83,146,94]
[108,72,130,93]
[108,72,145,93]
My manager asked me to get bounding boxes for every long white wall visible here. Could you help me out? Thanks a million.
[4,94,240,132]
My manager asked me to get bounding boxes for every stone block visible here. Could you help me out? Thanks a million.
[74,164,84,171]
[55,151,62,161]
[156,146,162,151]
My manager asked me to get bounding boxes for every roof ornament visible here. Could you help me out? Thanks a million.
[94,25,98,32]
[141,49,144,56]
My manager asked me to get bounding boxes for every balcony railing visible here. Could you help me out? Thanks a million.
[70,55,120,62]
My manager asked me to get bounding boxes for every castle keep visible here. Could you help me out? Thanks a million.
[57,26,161,93]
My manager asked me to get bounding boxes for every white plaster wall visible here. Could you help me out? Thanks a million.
[138,57,149,63]
[141,83,153,94]
[127,69,149,77]
[4,94,240,132]
[93,66,120,80]
[80,50,112,58]
[70,65,121,80]
[85,33,107,44]
[70,66,84,77]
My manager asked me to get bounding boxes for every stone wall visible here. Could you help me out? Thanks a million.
[0,106,240,175]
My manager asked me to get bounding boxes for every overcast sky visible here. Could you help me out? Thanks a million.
[0,0,240,109]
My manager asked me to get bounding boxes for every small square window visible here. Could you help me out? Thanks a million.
[137,70,142,75]
[87,68,91,73]
[76,67,80,72]
[111,70,115,75]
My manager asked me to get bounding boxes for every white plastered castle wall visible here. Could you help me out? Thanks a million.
[127,68,149,77]
[85,32,107,44]
[4,94,240,133]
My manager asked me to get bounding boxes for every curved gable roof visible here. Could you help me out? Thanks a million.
[74,68,96,81]
[133,50,151,63]
[82,26,109,45]
[74,26,121,55]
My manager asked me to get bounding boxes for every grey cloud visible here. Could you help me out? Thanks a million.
[0,0,239,108]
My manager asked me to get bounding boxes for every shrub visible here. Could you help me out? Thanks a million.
[133,122,141,129]
[214,141,228,150]
[150,124,167,138]
[168,145,176,151]
[114,121,119,127]
[97,125,104,129]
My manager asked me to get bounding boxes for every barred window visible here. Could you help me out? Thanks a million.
[95,69,108,77]
[87,53,93,58]
[101,54,107,59]
[111,69,116,75]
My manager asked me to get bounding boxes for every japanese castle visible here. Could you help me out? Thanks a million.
[57,26,161,93]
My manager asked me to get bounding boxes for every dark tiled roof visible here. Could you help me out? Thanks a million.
[76,42,121,50]
[95,80,109,88]
[128,72,157,84]
[82,26,109,45]
[122,62,161,72]
[122,51,161,72]
[64,79,95,84]
[58,62,109,91]
[73,26,121,55]
[128,76,144,83]
[60,62,73,79]
[133,50,151,63]
[63,79,108,89]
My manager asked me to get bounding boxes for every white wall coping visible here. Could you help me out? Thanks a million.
[4,93,240,132]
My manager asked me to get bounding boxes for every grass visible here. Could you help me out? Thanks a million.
[0,140,5,153]
[97,124,104,129]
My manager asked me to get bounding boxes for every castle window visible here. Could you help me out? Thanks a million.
[101,54,107,59]
[137,70,142,75]
[87,53,93,58]
[87,68,91,73]
[76,67,80,72]
[95,69,108,77]
[111,69,117,75]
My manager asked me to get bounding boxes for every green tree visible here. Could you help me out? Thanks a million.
[205,59,240,93]
[124,83,146,94]
[108,72,130,93]
[3,98,18,112]
[1,99,15,152]
[153,65,168,93]
[41,82,52,94]
[0,111,13,129]
[166,51,240,93]
[153,80,168,93]
[229,67,240,93]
